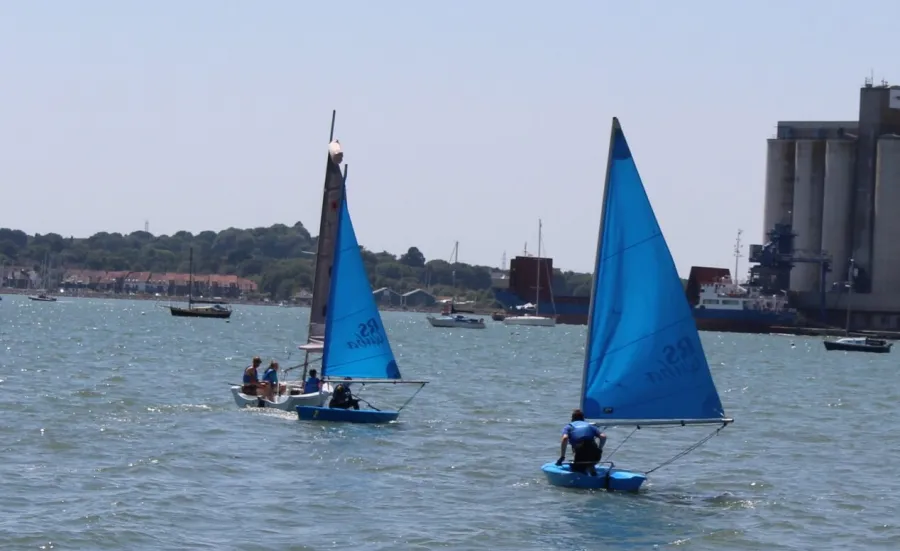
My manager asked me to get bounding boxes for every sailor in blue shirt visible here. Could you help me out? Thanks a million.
[262,361,281,400]
[556,408,607,476]
[303,369,322,394]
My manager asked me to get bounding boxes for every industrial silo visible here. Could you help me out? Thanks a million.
[820,139,856,288]
[790,139,826,292]
[763,138,795,241]
[872,136,900,294]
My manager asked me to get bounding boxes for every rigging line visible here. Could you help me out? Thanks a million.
[603,427,637,461]
[396,382,428,412]
[642,424,728,475]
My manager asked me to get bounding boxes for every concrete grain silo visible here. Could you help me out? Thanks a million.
[820,139,856,287]
[872,136,900,294]
[762,139,796,241]
[789,139,826,292]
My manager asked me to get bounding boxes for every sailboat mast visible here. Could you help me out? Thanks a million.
[452,241,458,304]
[580,117,620,413]
[845,257,855,334]
[188,247,194,306]
[536,220,542,316]
[307,110,346,345]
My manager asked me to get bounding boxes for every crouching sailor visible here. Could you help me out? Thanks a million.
[328,377,360,410]
[556,408,607,476]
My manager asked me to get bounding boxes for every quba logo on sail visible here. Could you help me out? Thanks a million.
[646,336,703,384]
[347,317,385,349]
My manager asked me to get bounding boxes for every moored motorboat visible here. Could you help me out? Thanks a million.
[426,313,485,329]
[823,336,892,353]
[503,314,555,327]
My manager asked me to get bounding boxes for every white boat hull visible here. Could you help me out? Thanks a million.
[231,383,333,411]
[503,315,556,327]
[426,315,485,329]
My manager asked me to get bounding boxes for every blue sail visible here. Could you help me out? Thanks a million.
[321,185,402,380]
[581,119,725,422]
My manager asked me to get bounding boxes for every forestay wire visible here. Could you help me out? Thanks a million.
[600,426,637,461]
[642,424,728,475]
[396,382,428,412]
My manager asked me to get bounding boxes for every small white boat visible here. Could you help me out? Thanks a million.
[503,220,556,328]
[427,242,486,330]
[503,314,556,327]
[230,381,334,410]
[426,314,486,329]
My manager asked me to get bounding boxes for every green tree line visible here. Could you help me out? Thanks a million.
[0,224,597,303]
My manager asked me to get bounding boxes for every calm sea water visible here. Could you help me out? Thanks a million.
[1,294,898,550]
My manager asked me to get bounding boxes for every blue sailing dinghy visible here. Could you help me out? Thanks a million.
[541,118,733,492]
[296,148,427,424]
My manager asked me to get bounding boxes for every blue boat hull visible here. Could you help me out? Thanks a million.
[296,406,399,424]
[541,462,646,492]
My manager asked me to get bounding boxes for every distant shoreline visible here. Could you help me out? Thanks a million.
[0,289,501,315]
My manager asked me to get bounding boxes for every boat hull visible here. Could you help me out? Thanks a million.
[426,316,485,329]
[823,340,892,353]
[692,307,797,334]
[28,296,57,302]
[296,406,399,424]
[231,385,332,410]
[170,306,232,319]
[503,315,556,327]
[541,462,646,492]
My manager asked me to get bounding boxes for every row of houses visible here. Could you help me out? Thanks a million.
[1,268,257,298]
[373,287,442,308]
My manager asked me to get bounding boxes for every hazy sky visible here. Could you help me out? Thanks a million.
[2,1,897,276]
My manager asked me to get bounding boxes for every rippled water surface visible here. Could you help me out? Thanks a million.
[1,295,898,550]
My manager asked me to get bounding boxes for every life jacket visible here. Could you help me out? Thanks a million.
[263,367,278,385]
[333,383,351,402]
[566,420,597,447]
[304,377,321,394]
[243,367,259,384]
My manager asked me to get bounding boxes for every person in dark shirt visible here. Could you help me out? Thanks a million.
[328,377,360,410]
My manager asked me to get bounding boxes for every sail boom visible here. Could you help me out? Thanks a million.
[591,418,734,428]
[321,378,428,384]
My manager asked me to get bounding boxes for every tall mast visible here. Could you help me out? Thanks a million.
[307,110,346,344]
[733,229,743,284]
[535,219,542,315]
[188,247,194,306]
[452,241,458,304]
[581,117,620,413]
[845,258,855,334]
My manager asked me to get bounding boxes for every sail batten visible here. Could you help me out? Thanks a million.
[580,118,727,423]
[321,175,402,381]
